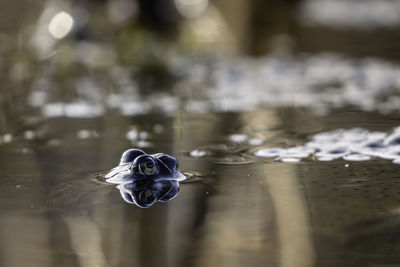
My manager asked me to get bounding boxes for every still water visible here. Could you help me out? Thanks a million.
[1,107,400,267]
[2,0,400,266]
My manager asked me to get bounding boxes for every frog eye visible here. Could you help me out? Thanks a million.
[139,157,158,175]
[132,155,159,176]
[120,149,145,164]
[139,190,157,204]
[155,154,178,174]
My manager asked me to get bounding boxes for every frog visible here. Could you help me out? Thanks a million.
[105,148,186,207]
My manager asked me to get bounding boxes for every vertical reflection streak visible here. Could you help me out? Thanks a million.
[265,165,315,267]
[1,215,51,267]
[63,215,108,267]
[187,166,279,267]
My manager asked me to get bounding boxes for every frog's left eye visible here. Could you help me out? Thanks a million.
[155,154,178,174]
[132,155,159,176]
[120,149,145,164]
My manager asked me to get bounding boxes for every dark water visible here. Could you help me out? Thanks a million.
[1,107,400,267]
[2,0,400,266]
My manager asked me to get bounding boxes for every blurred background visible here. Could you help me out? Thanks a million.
[2,0,400,266]
[2,0,400,121]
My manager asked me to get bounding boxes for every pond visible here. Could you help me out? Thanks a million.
[2,0,400,266]
[1,106,400,267]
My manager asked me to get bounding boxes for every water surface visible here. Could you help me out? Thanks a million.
[1,1,400,266]
[1,107,400,267]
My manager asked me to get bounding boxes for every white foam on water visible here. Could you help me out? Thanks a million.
[189,149,208,158]
[153,124,164,134]
[77,130,91,139]
[253,126,400,164]
[280,157,301,163]
[343,154,371,161]
[383,131,400,146]
[126,129,138,141]
[317,156,335,162]
[254,147,285,158]
[139,131,149,140]
[248,138,263,146]
[2,134,13,143]
[136,140,152,148]
[65,102,104,118]
[24,130,36,140]
[42,102,104,118]
[229,134,248,143]
[280,146,314,159]
[42,103,65,117]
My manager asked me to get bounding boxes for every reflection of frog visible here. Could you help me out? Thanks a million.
[117,180,179,208]
[106,149,186,207]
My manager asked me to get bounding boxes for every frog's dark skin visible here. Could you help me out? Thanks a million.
[106,148,185,207]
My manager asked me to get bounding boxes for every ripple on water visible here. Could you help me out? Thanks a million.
[212,155,254,165]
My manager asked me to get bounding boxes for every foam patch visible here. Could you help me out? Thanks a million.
[254,126,400,163]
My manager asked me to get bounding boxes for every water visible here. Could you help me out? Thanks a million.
[2,0,400,266]
[0,107,400,267]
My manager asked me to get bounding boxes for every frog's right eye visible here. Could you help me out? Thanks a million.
[138,156,159,175]
[120,149,146,164]
[131,155,160,176]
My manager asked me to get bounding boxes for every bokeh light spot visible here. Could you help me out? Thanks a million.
[48,11,73,39]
